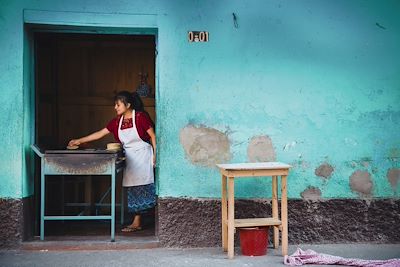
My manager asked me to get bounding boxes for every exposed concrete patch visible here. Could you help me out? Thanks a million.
[0,198,23,248]
[361,161,370,168]
[387,168,400,189]
[388,148,399,160]
[291,159,311,172]
[315,163,334,179]
[360,157,372,168]
[247,135,276,162]
[350,170,373,196]
[346,161,358,169]
[180,125,231,167]
[301,186,322,200]
[158,198,400,247]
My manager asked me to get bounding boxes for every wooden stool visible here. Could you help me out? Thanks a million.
[217,162,291,259]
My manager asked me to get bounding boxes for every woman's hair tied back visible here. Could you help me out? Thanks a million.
[114,90,144,111]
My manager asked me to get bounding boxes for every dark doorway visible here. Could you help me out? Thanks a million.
[34,32,156,240]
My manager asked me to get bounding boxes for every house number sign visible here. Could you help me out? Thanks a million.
[188,31,209,42]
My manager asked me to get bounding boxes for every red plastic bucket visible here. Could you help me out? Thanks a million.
[239,227,269,256]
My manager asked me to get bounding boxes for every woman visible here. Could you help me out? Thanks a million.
[68,91,156,232]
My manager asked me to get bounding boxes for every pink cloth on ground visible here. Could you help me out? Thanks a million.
[284,248,400,267]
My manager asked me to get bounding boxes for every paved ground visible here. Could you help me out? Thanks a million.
[1,243,400,267]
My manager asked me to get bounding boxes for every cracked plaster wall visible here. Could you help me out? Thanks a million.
[0,0,399,201]
[158,1,400,200]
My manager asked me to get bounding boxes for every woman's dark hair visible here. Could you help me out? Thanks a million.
[114,91,144,112]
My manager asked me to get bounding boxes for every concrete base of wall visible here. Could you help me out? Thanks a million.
[158,198,400,247]
[0,198,23,248]
[1,197,399,248]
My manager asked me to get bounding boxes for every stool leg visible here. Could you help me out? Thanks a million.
[221,175,228,252]
[227,177,235,259]
[272,175,279,249]
[281,175,288,256]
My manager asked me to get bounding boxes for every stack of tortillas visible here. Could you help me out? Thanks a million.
[107,143,121,151]
[67,145,79,150]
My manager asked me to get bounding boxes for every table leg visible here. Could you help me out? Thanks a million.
[121,185,124,226]
[272,175,279,249]
[281,175,288,256]
[227,177,235,259]
[40,158,45,241]
[221,175,227,252]
[111,164,116,242]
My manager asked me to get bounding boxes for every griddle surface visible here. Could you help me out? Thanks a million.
[45,149,118,154]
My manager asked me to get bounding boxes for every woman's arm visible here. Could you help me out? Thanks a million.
[147,127,156,166]
[68,128,110,146]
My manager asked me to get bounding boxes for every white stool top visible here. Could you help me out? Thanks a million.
[216,162,291,170]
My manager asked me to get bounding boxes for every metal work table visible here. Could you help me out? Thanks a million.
[32,144,125,242]
[217,162,291,259]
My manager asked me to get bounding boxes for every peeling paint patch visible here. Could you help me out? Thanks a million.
[361,161,370,168]
[301,186,322,201]
[388,148,399,161]
[360,157,372,168]
[180,125,231,167]
[315,163,334,179]
[344,137,358,146]
[387,168,400,189]
[292,160,311,171]
[345,161,358,169]
[349,170,373,196]
[247,135,276,162]
[283,141,297,151]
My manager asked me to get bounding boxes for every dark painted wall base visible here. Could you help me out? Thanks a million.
[1,197,399,248]
[0,198,23,248]
[158,198,400,247]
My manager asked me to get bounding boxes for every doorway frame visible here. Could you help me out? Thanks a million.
[23,11,159,240]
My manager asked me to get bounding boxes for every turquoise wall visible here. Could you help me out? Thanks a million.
[0,0,399,199]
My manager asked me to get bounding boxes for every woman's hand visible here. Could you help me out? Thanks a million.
[152,154,156,167]
[67,128,110,148]
[68,139,81,147]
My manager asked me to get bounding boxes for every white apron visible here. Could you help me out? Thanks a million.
[118,111,154,187]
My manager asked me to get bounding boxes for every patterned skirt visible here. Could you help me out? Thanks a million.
[126,183,156,214]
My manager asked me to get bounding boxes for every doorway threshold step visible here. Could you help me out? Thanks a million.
[22,236,159,251]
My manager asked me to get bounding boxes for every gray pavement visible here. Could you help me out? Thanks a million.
[0,244,400,267]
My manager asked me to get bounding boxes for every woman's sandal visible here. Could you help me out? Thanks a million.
[121,226,142,232]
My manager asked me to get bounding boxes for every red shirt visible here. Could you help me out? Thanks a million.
[106,111,154,143]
